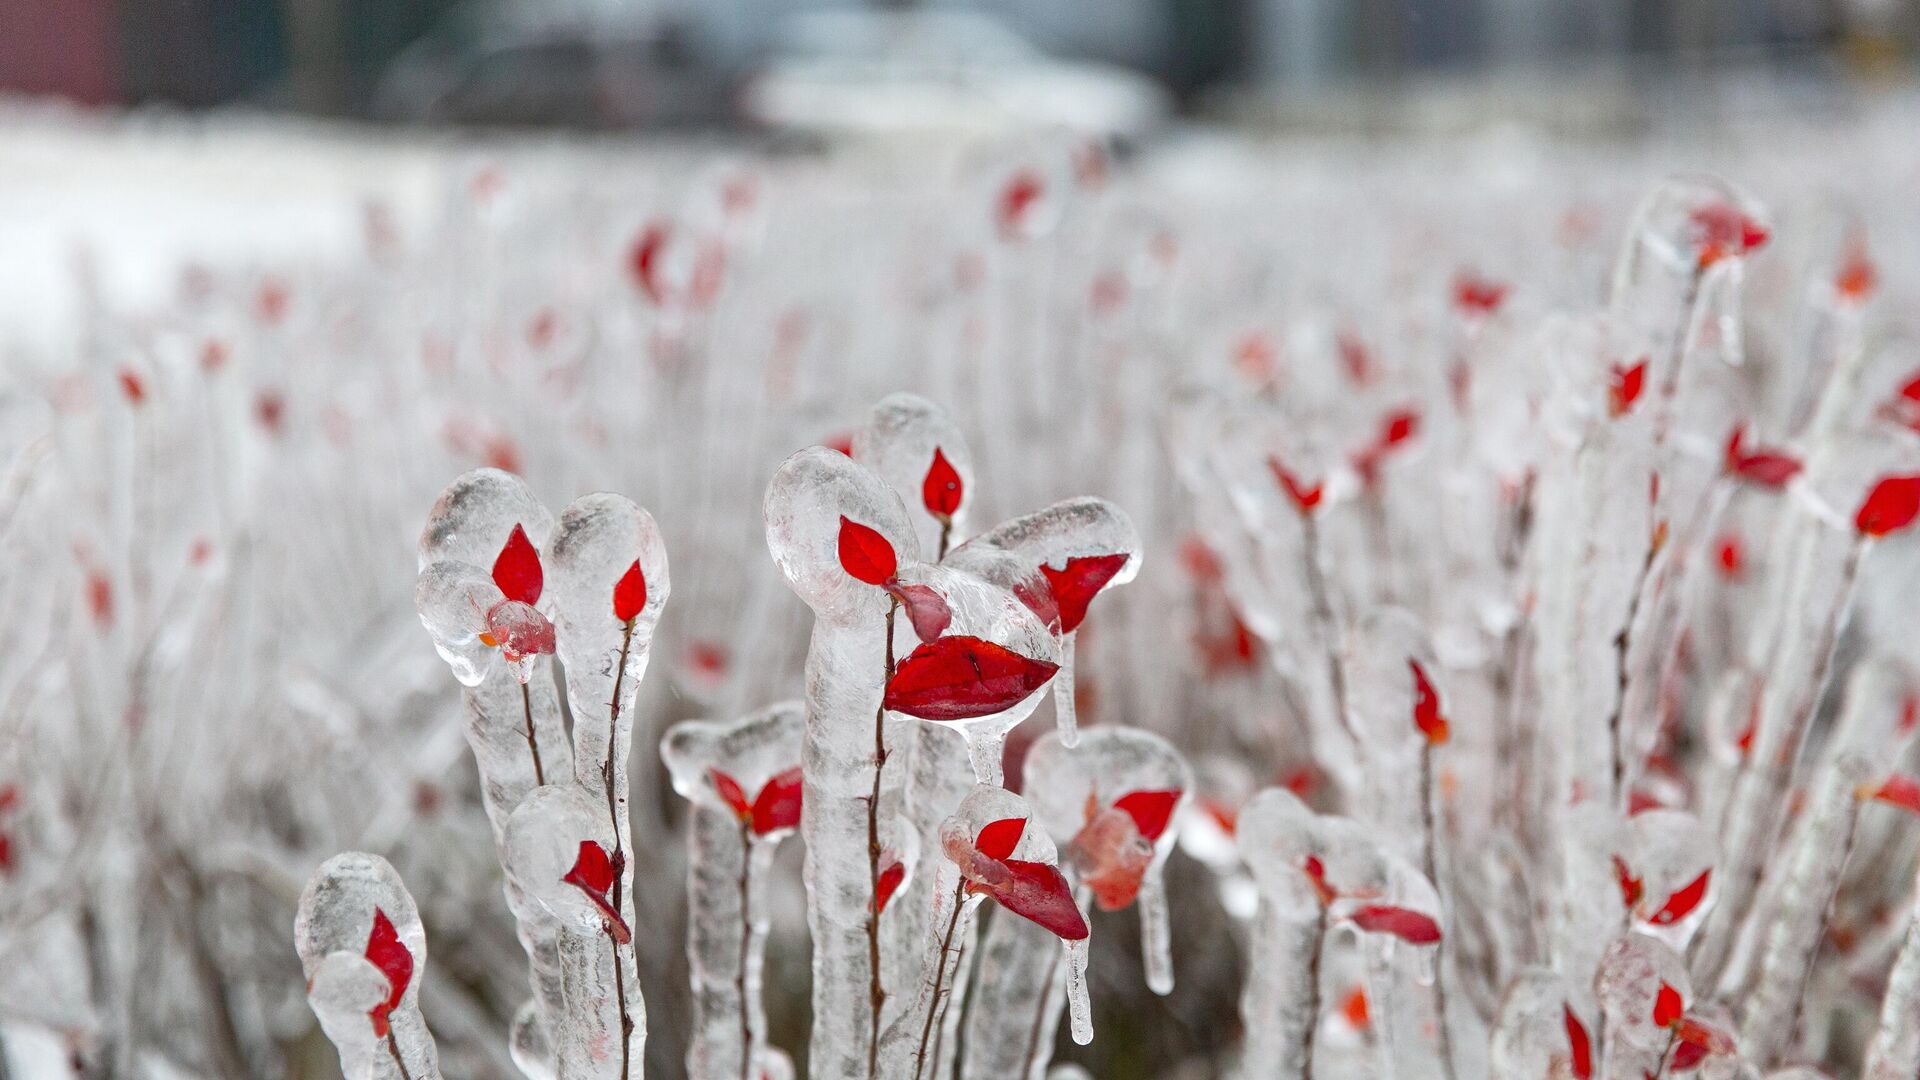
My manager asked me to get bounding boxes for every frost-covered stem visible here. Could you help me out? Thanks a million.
[1649,1028,1678,1080]
[1303,905,1327,1077]
[1300,514,1353,742]
[1605,536,1661,807]
[1863,865,1920,1078]
[737,823,754,1080]
[914,879,969,1080]
[605,619,637,1080]
[1020,946,1064,1079]
[521,681,545,787]
[868,597,899,1080]
[388,1031,415,1080]
[1238,895,1325,1080]
[1420,746,1459,1080]
[1737,760,1862,1064]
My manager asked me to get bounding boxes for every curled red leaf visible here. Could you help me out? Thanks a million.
[750,766,804,836]
[837,516,898,585]
[492,524,543,605]
[1112,789,1181,843]
[1867,774,1920,815]
[1028,552,1129,633]
[1564,1003,1593,1079]
[1613,855,1644,909]
[883,636,1059,721]
[1302,854,1337,906]
[886,582,953,643]
[976,817,1027,861]
[1857,476,1920,537]
[629,222,670,303]
[1609,359,1647,417]
[483,600,555,663]
[613,560,647,622]
[710,768,751,820]
[364,908,413,1037]
[1647,869,1710,925]
[563,840,632,944]
[1267,456,1323,514]
[979,858,1089,940]
[923,447,963,519]
[1410,659,1450,745]
[1348,904,1442,945]
[1723,426,1802,489]
[1653,981,1683,1029]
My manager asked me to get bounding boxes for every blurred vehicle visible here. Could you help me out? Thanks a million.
[374,1,736,129]
[740,10,1172,144]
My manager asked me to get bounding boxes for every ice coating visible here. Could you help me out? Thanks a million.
[1488,969,1591,1080]
[294,853,441,1080]
[962,728,1190,1080]
[417,467,558,574]
[852,392,975,560]
[661,701,805,1080]
[1593,934,1692,1076]
[1864,862,1920,1079]
[763,446,919,1080]
[942,496,1139,747]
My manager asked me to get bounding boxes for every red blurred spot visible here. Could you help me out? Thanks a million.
[117,368,146,406]
[1857,476,1920,537]
[1715,535,1744,579]
[1608,359,1646,418]
[1452,272,1509,317]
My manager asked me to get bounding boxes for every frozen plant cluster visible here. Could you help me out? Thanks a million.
[7,107,1920,1077]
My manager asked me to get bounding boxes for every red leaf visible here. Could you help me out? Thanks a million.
[1608,359,1647,417]
[883,636,1060,721]
[886,582,953,643]
[923,447,963,519]
[629,222,670,303]
[1716,535,1744,579]
[1670,1039,1708,1070]
[997,170,1045,240]
[1869,774,1920,815]
[490,524,543,605]
[750,766,804,836]
[1112,789,1181,843]
[1302,854,1337,905]
[710,769,751,820]
[1341,987,1371,1030]
[1857,476,1920,537]
[1348,904,1442,944]
[976,816,1027,861]
[118,368,146,406]
[1267,457,1323,514]
[1647,870,1710,925]
[1380,409,1420,447]
[1036,552,1130,633]
[984,858,1089,940]
[484,600,556,662]
[873,855,905,914]
[364,908,412,1037]
[837,516,898,585]
[1564,1004,1593,1079]
[1613,855,1644,909]
[1410,659,1450,745]
[562,840,632,944]
[1653,981,1683,1029]
[1691,204,1769,270]
[613,560,647,622]
[1729,447,1802,489]
[1837,247,1877,302]
[1452,273,1509,317]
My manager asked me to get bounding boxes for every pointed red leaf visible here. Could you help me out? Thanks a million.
[886,582,953,643]
[1670,1039,1708,1070]
[1409,659,1450,745]
[1341,987,1370,1030]
[1564,1004,1593,1079]
[1267,456,1323,514]
[562,840,631,944]
[1647,870,1710,925]
[985,858,1089,940]
[1348,904,1442,944]
[492,524,543,605]
[1613,855,1644,909]
[1608,359,1647,417]
[484,600,556,662]
[882,636,1059,721]
[1857,476,1920,537]
[873,855,906,914]
[838,516,898,585]
[1837,247,1878,302]
[710,768,752,820]
[1302,854,1337,905]
[1868,774,1920,814]
[1113,789,1181,843]
[1730,450,1802,489]
[1653,981,1683,1029]
[364,908,412,1037]
[1037,552,1130,633]
[613,560,647,622]
[750,766,804,836]
[1379,409,1420,449]
[976,816,1027,861]
[923,447,963,519]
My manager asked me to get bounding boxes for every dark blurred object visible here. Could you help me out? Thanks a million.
[738,10,1172,143]
[373,1,736,129]
[0,0,120,104]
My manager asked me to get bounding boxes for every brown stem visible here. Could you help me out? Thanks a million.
[914,880,969,1080]
[521,680,545,787]
[867,598,898,1080]
[1303,904,1328,1077]
[604,620,637,1080]
[1606,532,1661,807]
[1019,943,1065,1079]
[1650,1027,1678,1080]
[1421,746,1459,1080]
[1300,514,1356,744]
[386,1030,415,1080]
[937,519,952,562]
[738,822,755,1080]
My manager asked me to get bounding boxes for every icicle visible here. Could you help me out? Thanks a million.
[1065,938,1092,1045]
[1054,634,1078,747]
[1863,864,1920,1078]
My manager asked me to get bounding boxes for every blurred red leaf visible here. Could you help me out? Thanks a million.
[1267,457,1323,514]
[364,908,413,1037]
[1410,659,1450,745]
[1452,272,1509,317]
[1857,476,1920,537]
[923,447,963,519]
[492,524,543,605]
[1868,774,1920,815]
[883,636,1059,721]
[1613,855,1644,909]
[1653,981,1683,1029]
[614,560,648,622]
[1113,789,1181,843]
[1608,359,1647,417]
[838,516,898,585]
[1564,1004,1593,1079]
[750,766,804,836]
[1349,904,1442,945]
[710,769,752,820]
